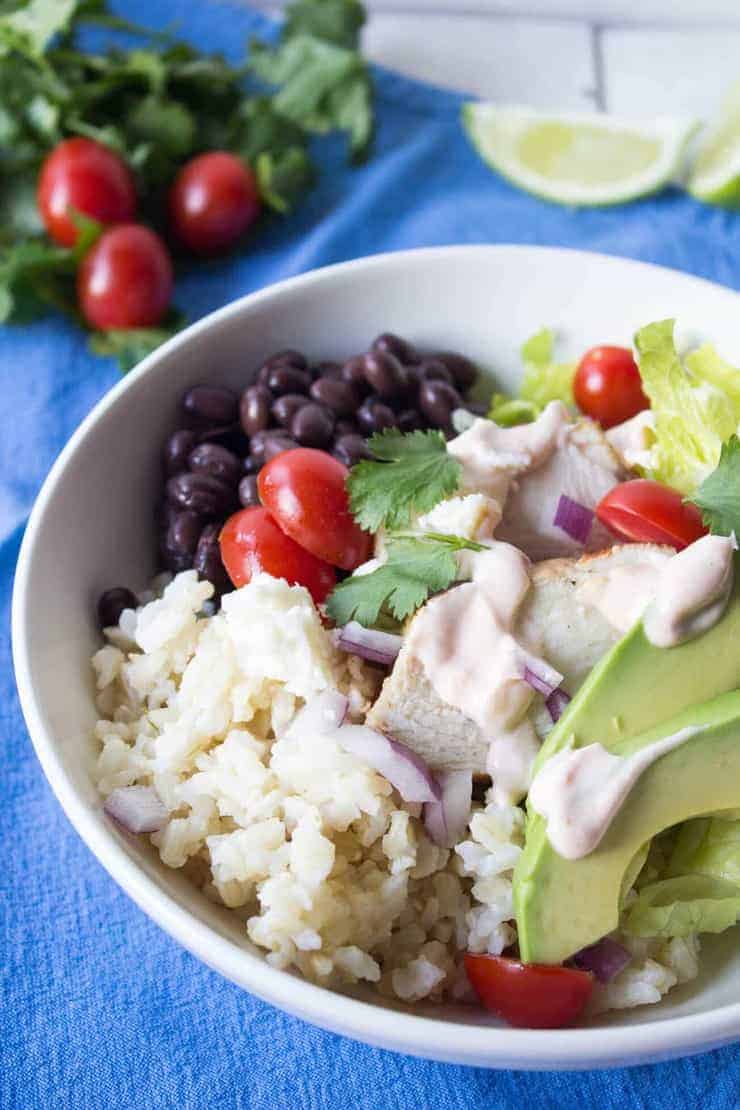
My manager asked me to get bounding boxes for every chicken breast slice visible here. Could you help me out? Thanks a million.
[365,543,673,776]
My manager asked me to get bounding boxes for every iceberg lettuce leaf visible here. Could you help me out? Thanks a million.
[623,874,740,938]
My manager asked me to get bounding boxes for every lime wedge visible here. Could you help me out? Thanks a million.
[688,83,740,207]
[463,103,698,207]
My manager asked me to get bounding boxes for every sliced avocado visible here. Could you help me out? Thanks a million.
[514,575,740,965]
[515,690,740,964]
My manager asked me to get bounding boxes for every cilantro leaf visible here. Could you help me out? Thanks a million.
[88,310,187,372]
[326,533,478,627]
[347,429,462,533]
[688,435,740,537]
[0,0,78,58]
[282,0,365,49]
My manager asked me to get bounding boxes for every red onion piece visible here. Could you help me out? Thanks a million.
[104,785,168,834]
[523,657,563,699]
[572,937,631,983]
[546,687,571,723]
[286,690,349,740]
[423,770,472,848]
[553,494,594,545]
[332,723,441,804]
[336,621,402,666]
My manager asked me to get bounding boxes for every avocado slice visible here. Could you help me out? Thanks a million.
[514,577,740,965]
[515,690,740,964]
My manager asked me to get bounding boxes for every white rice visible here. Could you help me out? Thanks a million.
[92,570,697,1010]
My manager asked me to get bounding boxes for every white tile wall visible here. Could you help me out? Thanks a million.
[245,1,740,117]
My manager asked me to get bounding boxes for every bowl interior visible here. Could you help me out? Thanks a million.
[14,246,740,1067]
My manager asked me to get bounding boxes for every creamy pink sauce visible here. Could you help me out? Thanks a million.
[406,541,559,804]
[643,533,735,648]
[529,726,704,859]
[447,401,570,510]
[577,553,670,635]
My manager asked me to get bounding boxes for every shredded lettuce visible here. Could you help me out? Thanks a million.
[667,816,740,886]
[487,328,575,425]
[634,319,740,494]
[623,874,740,938]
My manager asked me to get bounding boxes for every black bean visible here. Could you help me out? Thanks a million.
[291,403,335,447]
[157,499,178,531]
[333,433,370,468]
[266,365,311,396]
[361,351,407,399]
[182,385,238,426]
[419,379,461,429]
[242,455,259,475]
[467,400,488,416]
[309,377,358,417]
[97,587,138,630]
[166,472,236,517]
[240,384,272,438]
[167,510,202,557]
[357,398,398,434]
[194,424,240,448]
[163,429,197,476]
[312,360,342,380]
[341,356,372,397]
[334,419,358,438]
[263,434,298,462]
[419,358,454,385]
[398,409,423,433]
[272,393,307,428]
[238,475,261,508]
[188,443,241,486]
[263,348,308,372]
[433,351,478,390]
[372,333,417,365]
[194,523,231,595]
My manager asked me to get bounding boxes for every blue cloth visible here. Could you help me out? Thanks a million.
[2,1,739,1106]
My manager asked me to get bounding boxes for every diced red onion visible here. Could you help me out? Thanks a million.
[331,724,441,804]
[423,770,472,848]
[546,687,572,723]
[336,621,402,666]
[572,937,631,983]
[521,647,563,699]
[104,785,168,834]
[286,690,349,740]
[553,494,594,545]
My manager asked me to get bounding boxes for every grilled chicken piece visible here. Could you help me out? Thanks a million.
[366,544,673,776]
[496,419,623,561]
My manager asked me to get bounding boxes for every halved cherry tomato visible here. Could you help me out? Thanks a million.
[464,954,593,1029]
[596,479,707,550]
[220,506,336,605]
[574,345,649,429]
[169,152,261,256]
[38,138,137,247]
[258,448,372,571]
[77,224,173,329]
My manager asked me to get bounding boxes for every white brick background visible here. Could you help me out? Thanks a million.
[250,0,740,116]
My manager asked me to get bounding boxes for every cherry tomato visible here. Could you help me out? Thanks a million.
[573,345,649,429]
[258,448,372,571]
[77,224,173,330]
[37,138,137,247]
[464,954,593,1029]
[596,479,707,550]
[220,506,336,605]
[168,152,261,256]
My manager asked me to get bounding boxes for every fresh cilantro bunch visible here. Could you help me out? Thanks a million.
[0,0,374,366]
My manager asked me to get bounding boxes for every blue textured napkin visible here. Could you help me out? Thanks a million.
[3,2,739,1106]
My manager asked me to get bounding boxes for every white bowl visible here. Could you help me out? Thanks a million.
[13,245,740,1070]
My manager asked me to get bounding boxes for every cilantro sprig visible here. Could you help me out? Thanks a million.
[688,435,740,537]
[326,532,483,627]
[0,0,374,368]
[348,429,462,533]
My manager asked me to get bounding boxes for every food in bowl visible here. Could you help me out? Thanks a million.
[91,320,740,1029]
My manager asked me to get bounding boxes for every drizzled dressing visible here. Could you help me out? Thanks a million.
[406,541,551,805]
[643,533,735,647]
[529,726,705,859]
